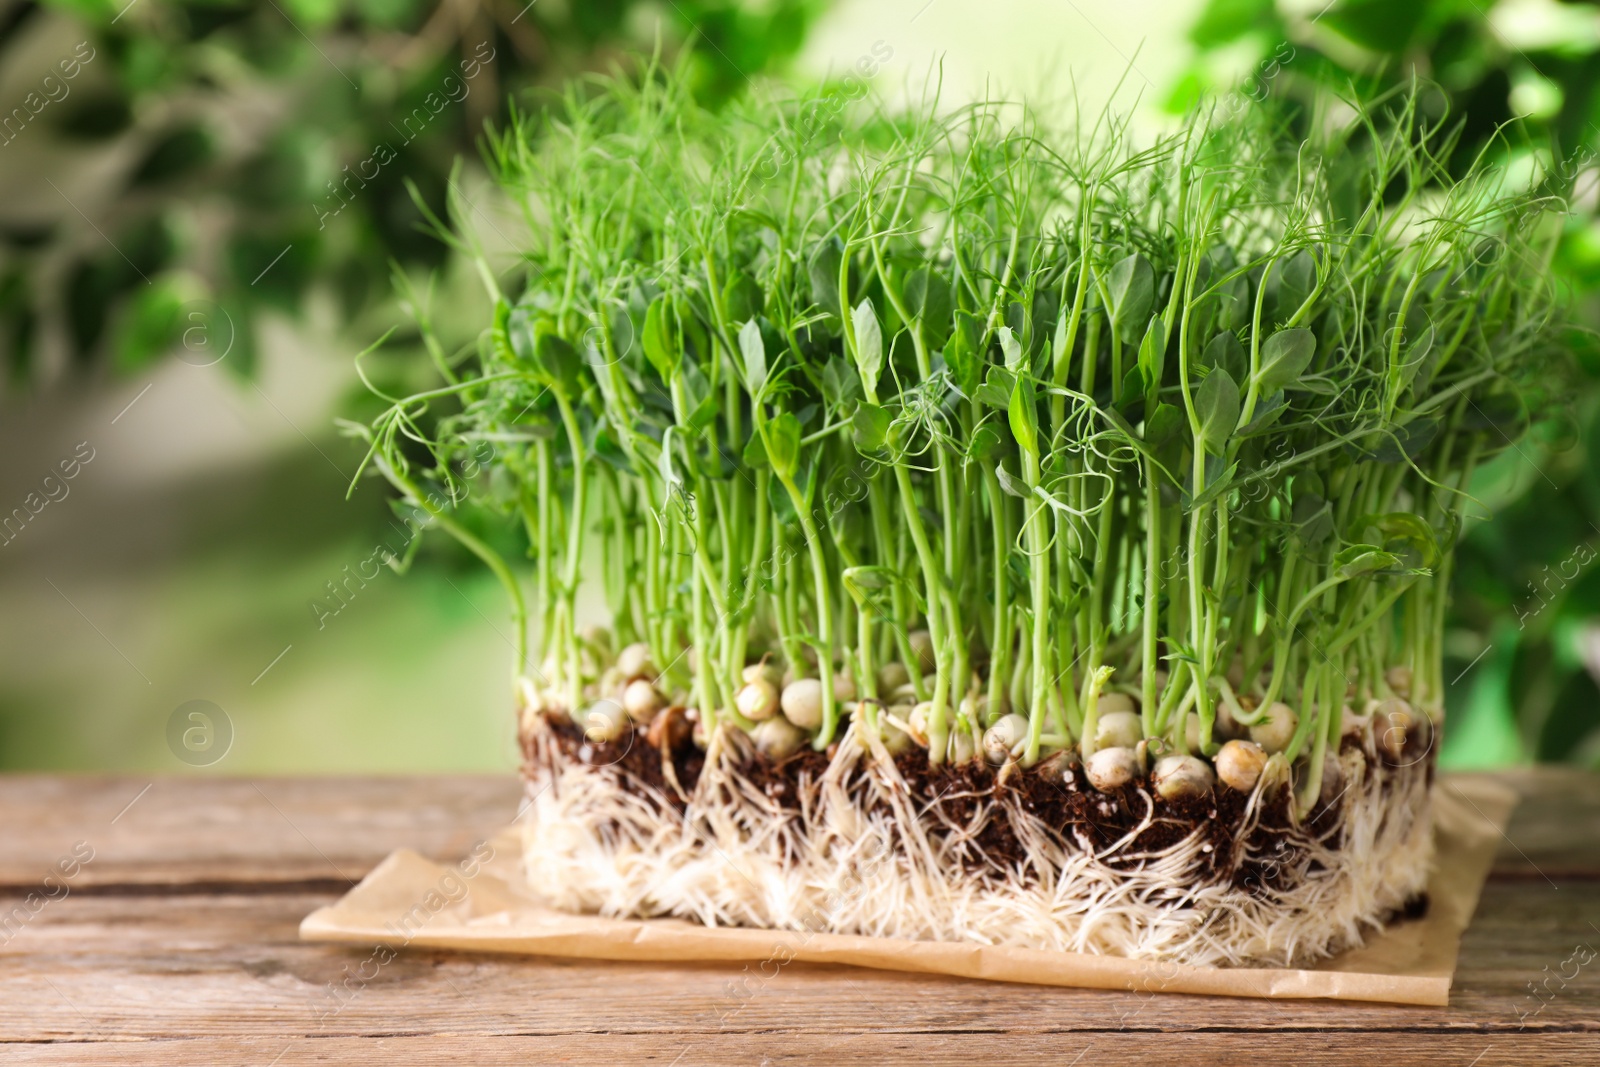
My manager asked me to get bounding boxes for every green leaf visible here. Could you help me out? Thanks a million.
[1005,301,1029,355]
[659,428,682,497]
[974,365,1015,409]
[283,0,340,28]
[1397,323,1436,395]
[1294,472,1325,500]
[852,297,884,392]
[969,423,1005,461]
[1275,249,1316,321]
[1333,544,1400,579]
[642,295,679,381]
[1107,252,1155,345]
[1256,328,1315,393]
[1365,417,1440,463]
[534,330,583,391]
[807,238,843,320]
[1144,402,1186,448]
[739,318,767,398]
[945,310,983,396]
[1008,373,1039,456]
[1188,0,1276,48]
[1318,0,1426,53]
[1137,314,1168,394]
[1052,309,1071,367]
[995,463,1029,498]
[821,357,860,409]
[904,268,952,348]
[722,272,763,324]
[1213,275,1250,331]
[742,429,768,468]
[1292,495,1334,549]
[766,412,802,479]
[687,388,721,434]
[677,359,711,423]
[492,299,516,365]
[1117,365,1145,414]
[676,296,709,363]
[505,304,539,363]
[1195,366,1240,455]
[1461,393,1523,435]
[998,325,1024,370]
[1202,330,1247,382]
[1355,511,1441,569]
[1236,390,1287,436]
[114,278,191,372]
[1188,461,1239,511]
[842,565,899,609]
[851,402,891,453]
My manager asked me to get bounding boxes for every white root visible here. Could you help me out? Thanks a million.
[869,709,915,756]
[521,712,1435,968]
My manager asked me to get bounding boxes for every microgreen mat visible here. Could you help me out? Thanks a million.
[346,60,1573,812]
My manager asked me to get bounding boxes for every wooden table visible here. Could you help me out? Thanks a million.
[1,771,1596,1065]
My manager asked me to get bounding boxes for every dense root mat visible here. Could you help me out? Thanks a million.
[518,710,1434,967]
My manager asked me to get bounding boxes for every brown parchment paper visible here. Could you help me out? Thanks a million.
[300,775,1517,1006]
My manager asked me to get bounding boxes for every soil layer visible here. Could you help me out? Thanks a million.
[523,710,1434,896]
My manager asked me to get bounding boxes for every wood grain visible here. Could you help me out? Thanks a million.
[0,775,520,888]
[0,771,1596,1065]
[3,1034,1598,1067]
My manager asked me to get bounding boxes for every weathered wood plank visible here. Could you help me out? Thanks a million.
[1458,768,1600,882]
[3,1032,1598,1066]
[1,770,1595,1065]
[0,776,521,888]
[0,883,1595,1043]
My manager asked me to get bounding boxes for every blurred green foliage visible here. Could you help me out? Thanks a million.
[1176,0,1600,767]
[0,0,825,383]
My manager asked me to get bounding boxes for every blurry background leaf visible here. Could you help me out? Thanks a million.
[0,0,830,389]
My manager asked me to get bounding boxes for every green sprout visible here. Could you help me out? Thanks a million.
[349,63,1572,811]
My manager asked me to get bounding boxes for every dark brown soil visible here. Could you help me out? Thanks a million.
[886,748,1302,886]
[523,709,1430,893]
[530,712,705,812]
